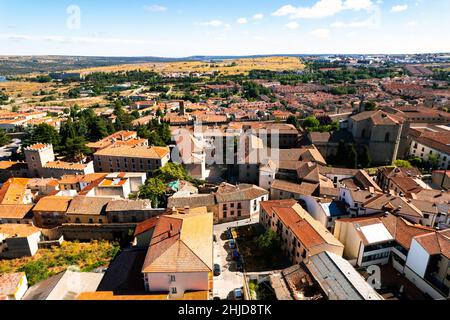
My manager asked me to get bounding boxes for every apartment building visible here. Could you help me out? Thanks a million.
[93,145,170,175]
[408,125,450,170]
[141,208,213,299]
[260,199,344,265]
[214,183,269,223]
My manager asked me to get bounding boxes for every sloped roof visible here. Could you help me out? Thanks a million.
[0,204,34,219]
[214,184,268,203]
[33,196,73,213]
[66,196,113,216]
[142,210,213,273]
[271,179,318,196]
[414,230,450,259]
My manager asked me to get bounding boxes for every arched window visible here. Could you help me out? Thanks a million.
[385,132,390,142]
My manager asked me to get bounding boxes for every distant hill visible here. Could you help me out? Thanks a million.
[0,55,307,76]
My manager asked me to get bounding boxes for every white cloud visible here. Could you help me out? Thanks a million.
[286,21,300,29]
[343,0,374,10]
[143,4,168,12]
[237,18,248,24]
[195,20,224,27]
[391,4,408,12]
[330,4,381,29]
[311,28,330,38]
[272,0,375,19]
[406,20,418,27]
[252,13,264,20]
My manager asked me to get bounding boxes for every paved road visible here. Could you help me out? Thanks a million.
[212,217,258,300]
[0,138,21,160]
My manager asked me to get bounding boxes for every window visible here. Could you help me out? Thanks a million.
[170,275,176,282]
[89,218,94,224]
[384,132,390,142]
[171,287,177,294]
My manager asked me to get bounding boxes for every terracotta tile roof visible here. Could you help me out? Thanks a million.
[0,224,41,237]
[363,194,423,218]
[262,200,342,250]
[0,273,26,297]
[66,196,113,216]
[142,210,213,273]
[168,194,216,209]
[350,110,402,125]
[414,230,450,259]
[44,161,88,171]
[0,178,29,205]
[33,196,73,213]
[271,179,318,196]
[0,161,28,171]
[390,176,423,194]
[214,184,268,203]
[409,189,450,204]
[0,204,34,219]
[134,217,160,237]
[380,214,433,250]
[86,131,138,150]
[413,131,450,155]
[106,199,153,212]
[94,145,169,159]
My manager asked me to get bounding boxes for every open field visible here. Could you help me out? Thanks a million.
[0,81,60,98]
[68,56,305,75]
[0,240,120,286]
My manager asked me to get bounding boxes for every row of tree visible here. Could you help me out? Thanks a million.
[327,141,372,169]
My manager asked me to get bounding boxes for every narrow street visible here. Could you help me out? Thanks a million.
[212,217,258,299]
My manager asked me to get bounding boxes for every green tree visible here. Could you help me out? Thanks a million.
[257,230,281,253]
[88,118,109,142]
[0,129,11,147]
[25,123,60,147]
[286,115,299,129]
[347,145,358,169]
[138,178,166,208]
[61,136,92,162]
[358,145,371,168]
[154,163,189,182]
[303,116,320,129]
[394,159,412,168]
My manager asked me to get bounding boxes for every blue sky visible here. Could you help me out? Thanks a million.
[0,0,449,56]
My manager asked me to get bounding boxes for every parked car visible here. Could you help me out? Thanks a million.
[225,229,233,240]
[213,296,221,300]
[213,264,221,276]
[229,239,236,249]
[232,250,240,260]
[234,288,243,300]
